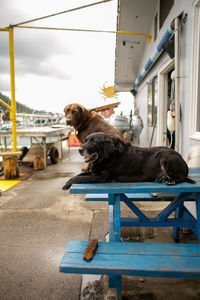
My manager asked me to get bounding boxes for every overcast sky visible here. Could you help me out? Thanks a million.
[0,0,133,115]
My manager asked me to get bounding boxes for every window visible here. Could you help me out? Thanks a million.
[159,0,174,29]
[190,0,200,139]
[154,13,158,41]
[147,76,158,126]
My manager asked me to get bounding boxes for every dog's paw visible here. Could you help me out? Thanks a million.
[82,163,91,172]
[166,179,176,185]
[82,166,89,172]
[156,175,167,183]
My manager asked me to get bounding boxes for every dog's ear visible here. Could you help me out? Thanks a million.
[64,105,69,114]
[78,105,89,121]
[104,140,115,159]
[112,137,125,153]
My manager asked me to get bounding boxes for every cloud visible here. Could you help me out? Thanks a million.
[15,57,70,79]
[0,0,71,80]
[0,57,10,74]
[0,75,11,92]
[14,29,69,59]
[0,29,71,79]
[0,0,24,28]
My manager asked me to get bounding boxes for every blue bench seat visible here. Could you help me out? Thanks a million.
[60,241,200,278]
[85,193,157,201]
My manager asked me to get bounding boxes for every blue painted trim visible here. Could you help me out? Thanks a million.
[150,49,160,62]
[120,217,196,227]
[196,193,200,242]
[138,74,143,81]
[132,25,174,88]
[145,58,153,71]
[141,68,147,77]
[157,27,173,52]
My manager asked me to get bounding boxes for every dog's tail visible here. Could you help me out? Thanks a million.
[185,177,196,184]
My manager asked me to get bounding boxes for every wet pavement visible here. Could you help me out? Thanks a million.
[0,145,200,300]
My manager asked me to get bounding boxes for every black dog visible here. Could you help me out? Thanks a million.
[62,133,195,190]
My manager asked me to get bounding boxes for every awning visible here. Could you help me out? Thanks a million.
[132,25,174,88]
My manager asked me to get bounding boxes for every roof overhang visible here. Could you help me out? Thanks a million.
[114,0,157,92]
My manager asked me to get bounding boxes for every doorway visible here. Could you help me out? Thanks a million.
[157,59,174,146]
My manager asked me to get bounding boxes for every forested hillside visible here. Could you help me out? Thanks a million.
[0,92,45,114]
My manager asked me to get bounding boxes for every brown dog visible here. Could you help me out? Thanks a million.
[64,103,123,172]
[64,103,123,143]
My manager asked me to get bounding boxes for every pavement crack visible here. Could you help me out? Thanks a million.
[88,211,94,240]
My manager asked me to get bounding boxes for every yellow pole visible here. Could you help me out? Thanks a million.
[0,27,9,31]
[15,25,152,43]
[0,99,11,110]
[9,26,17,152]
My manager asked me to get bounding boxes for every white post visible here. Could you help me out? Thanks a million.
[174,17,180,152]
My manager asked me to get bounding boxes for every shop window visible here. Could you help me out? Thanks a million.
[147,76,158,126]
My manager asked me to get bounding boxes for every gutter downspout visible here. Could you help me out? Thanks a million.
[174,17,180,152]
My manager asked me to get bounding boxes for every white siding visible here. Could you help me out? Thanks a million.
[135,0,200,158]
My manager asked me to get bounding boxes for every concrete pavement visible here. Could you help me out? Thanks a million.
[0,147,105,300]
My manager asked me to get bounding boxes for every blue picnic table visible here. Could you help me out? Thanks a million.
[60,168,200,300]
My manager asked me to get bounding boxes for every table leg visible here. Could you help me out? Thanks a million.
[43,137,47,172]
[109,275,122,300]
[68,132,71,152]
[172,204,185,242]
[109,194,121,242]
[108,194,122,299]
[4,137,7,151]
[59,134,63,159]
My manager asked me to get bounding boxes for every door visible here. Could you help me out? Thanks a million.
[157,59,174,146]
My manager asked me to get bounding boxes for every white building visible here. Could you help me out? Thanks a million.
[114,0,200,216]
[115,0,200,155]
